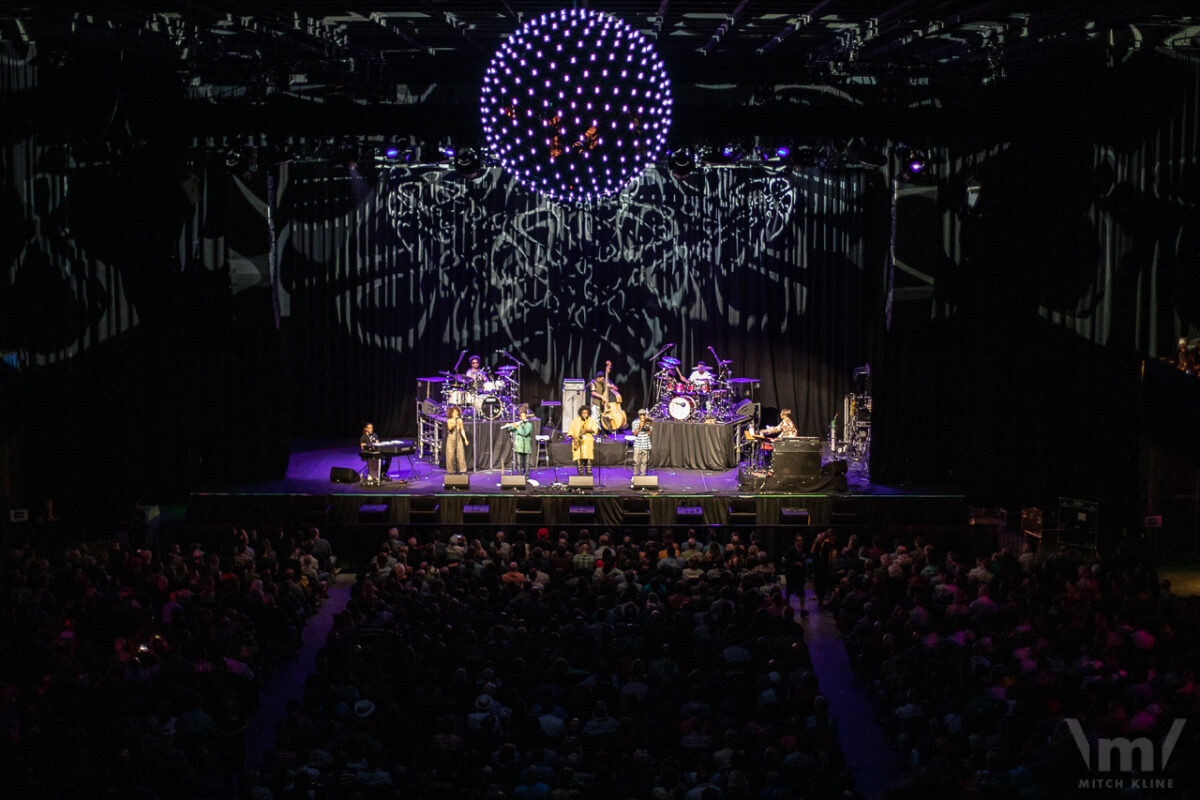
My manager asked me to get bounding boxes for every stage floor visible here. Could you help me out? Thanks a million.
[204,439,924,498]
[184,439,971,538]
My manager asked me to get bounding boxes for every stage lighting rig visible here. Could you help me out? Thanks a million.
[479,8,673,204]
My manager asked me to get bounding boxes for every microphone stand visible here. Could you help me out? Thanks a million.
[496,347,526,426]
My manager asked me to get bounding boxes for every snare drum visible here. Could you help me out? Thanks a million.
[668,395,696,421]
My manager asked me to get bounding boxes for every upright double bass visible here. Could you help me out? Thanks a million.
[599,360,627,432]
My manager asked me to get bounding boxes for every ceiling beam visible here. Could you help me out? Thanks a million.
[698,0,752,56]
[757,0,838,56]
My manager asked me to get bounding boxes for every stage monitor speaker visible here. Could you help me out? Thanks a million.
[631,475,659,490]
[501,475,527,490]
[562,379,587,426]
[568,475,594,490]
[676,506,704,524]
[444,474,470,491]
[330,466,361,484]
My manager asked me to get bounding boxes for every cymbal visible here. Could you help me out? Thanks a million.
[448,374,468,382]
[417,376,447,382]
[495,365,518,373]
[726,377,759,383]
[659,356,681,366]
[717,359,733,365]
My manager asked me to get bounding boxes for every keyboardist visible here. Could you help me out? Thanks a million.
[360,423,392,481]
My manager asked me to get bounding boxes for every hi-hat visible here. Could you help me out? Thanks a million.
[659,356,681,366]
[726,377,759,384]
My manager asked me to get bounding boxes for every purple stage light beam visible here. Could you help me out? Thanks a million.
[480,8,673,204]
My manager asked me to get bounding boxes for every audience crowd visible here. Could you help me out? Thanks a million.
[6,509,1200,800]
[0,522,335,798]
[262,526,852,800]
[828,532,1200,798]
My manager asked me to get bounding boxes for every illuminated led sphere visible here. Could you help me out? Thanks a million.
[480,8,672,204]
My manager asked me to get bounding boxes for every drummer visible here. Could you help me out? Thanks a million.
[688,361,715,385]
[464,354,487,388]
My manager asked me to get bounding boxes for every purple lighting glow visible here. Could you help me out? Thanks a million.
[480,8,673,203]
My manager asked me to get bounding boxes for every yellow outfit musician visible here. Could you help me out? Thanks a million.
[567,408,600,475]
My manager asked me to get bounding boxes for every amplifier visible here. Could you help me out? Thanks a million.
[562,379,587,425]
[772,436,821,453]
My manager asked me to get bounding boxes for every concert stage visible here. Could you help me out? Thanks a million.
[181,441,977,560]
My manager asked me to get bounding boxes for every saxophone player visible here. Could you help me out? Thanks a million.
[566,407,599,475]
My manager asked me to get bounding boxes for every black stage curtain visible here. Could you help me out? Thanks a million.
[279,164,882,443]
[548,438,627,468]
[1,138,290,499]
[649,421,738,471]
[873,54,1200,507]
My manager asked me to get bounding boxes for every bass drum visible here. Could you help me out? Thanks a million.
[668,395,696,421]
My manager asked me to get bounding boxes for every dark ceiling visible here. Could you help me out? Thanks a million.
[1,2,1197,141]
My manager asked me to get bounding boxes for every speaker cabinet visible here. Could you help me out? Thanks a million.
[444,474,470,490]
[568,475,594,490]
[771,450,821,479]
[676,506,704,524]
[729,497,757,526]
[780,507,811,525]
[569,504,596,523]
[631,475,659,490]
[501,475,527,490]
[463,504,490,524]
[410,496,439,523]
[359,504,388,523]
[330,466,361,484]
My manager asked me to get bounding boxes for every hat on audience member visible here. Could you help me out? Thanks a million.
[354,700,375,718]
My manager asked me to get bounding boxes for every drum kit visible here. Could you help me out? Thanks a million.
[418,364,521,419]
[649,354,757,423]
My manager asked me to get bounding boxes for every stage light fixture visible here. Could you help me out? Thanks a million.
[453,148,483,178]
[904,148,928,174]
[481,8,673,204]
[669,148,695,178]
[384,147,400,159]
[776,146,791,158]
